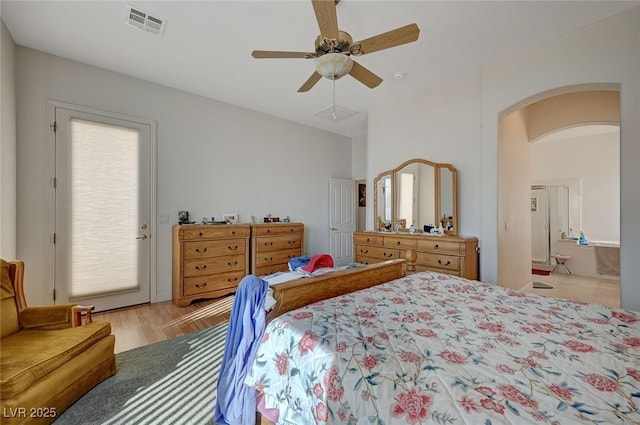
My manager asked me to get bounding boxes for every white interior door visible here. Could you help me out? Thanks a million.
[329,178,356,266]
[54,105,153,311]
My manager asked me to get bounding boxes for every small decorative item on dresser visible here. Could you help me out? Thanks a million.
[178,210,191,224]
[222,213,238,224]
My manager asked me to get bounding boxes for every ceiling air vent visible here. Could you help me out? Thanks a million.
[125,5,167,36]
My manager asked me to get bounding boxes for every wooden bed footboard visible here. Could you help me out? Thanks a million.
[265,258,407,322]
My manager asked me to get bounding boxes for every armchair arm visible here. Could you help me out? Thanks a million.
[18,304,76,330]
[72,305,95,326]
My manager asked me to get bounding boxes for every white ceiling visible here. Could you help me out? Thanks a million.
[2,1,638,138]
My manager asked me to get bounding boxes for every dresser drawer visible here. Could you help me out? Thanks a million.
[355,244,399,261]
[184,239,246,259]
[252,224,304,237]
[416,239,460,254]
[383,236,417,250]
[354,255,383,266]
[353,233,383,246]
[184,254,246,277]
[255,248,300,268]
[180,226,249,240]
[182,270,245,296]
[415,252,460,272]
[255,264,291,277]
[255,235,302,253]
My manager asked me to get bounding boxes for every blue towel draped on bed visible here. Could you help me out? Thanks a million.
[214,275,268,425]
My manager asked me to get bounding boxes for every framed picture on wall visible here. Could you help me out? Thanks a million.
[359,183,366,207]
[531,197,538,212]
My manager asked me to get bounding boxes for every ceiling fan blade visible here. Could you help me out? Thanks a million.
[349,61,383,89]
[298,72,323,93]
[355,23,420,55]
[312,0,339,40]
[252,50,315,59]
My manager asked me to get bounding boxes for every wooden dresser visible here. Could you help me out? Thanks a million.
[172,224,250,306]
[251,223,304,276]
[354,231,478,280]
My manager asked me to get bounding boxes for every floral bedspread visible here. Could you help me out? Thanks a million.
[245,271,640,424]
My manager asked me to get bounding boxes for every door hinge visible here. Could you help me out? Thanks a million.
[52,233,56,244]
[53,288,56,302]
[53,177,57,189]
[51,121,57,132]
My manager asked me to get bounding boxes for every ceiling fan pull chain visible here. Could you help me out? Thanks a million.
[332,77,337,120]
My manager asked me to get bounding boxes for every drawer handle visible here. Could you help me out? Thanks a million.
[264,242,273,247]
[438,259,451,266]
[195,264,207,270]
[227,245,239,251]
[434,244,439,249]
[396,241,401,246]
[195,247,208,254]
[366,238,370,243]
[195,282,208,289]
[231,230,236,235]
[360,249,369,254]
[199,231,204,237]
[288,240,296,245]
[384,252,393,258]
[264,256,273,262]
[227,261,238,267]
[227,277,238,283]
[267,229,271,233]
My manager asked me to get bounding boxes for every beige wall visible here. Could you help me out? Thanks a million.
[497,109,531,288]
[1,19,17,259]
[525,91,620,142]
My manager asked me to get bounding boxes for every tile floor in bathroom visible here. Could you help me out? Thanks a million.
[519,271,620,308]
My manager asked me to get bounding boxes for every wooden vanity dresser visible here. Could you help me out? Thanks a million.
[172,224,250,306]
[354,231,478,280]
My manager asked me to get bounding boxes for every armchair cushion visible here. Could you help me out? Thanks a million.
[1,260,20,338]
[0,321,113,399]
[19,304,75,330]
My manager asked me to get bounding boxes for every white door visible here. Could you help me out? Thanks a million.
[329,178,356,266]
[54,105,154,311]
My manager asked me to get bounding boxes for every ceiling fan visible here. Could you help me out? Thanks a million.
[251,0,420,93]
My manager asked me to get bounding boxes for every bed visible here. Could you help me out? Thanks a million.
[244,256,640,425]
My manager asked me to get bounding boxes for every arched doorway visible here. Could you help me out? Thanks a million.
[497,87,620,306]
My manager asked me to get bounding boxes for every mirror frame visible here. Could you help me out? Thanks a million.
[373,171,393,231]
[373,159,458,235]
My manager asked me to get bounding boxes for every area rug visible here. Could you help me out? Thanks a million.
[54,323,228,425]
[532,268,551,276]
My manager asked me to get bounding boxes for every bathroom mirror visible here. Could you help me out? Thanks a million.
[373,159,458,235]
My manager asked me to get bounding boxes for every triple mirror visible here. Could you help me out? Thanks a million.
[374,159,458,235]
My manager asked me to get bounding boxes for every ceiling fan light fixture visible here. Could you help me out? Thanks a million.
[315,53,353,80]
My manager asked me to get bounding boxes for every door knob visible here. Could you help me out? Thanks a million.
[136,234,148,240]
[330,227,338,231]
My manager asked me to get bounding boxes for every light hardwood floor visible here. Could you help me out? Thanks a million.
[93,296,234,353]
[97,273,621,354]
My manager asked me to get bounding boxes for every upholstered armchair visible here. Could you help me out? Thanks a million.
[1,259,116,425]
